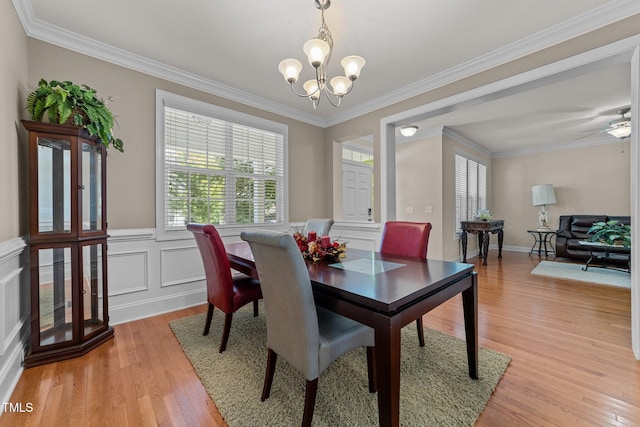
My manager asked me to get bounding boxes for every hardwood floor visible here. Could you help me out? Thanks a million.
[1,251,638,426]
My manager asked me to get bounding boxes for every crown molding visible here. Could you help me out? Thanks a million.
[10,0,326,128]
[323,0,640,127]
[442,127,493,158]
[12,0,640,128]
[492,135,627,159]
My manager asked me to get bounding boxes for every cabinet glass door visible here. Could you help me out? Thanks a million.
[81,242,106,338]
[38,246,73,347]
[81,142,103,232]
[37,137,71,234]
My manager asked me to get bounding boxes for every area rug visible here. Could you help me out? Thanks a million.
[169,305,511,426]
[531,260,630,288]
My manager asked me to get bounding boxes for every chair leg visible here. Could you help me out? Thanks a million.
[261,348,277,401]
[203,303,214,336]
[219,312,233,353]
[253,299,259,317]
[366,346,376,393]
[416,317,425,347]
[302,378,319,427]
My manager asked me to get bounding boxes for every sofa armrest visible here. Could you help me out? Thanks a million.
[555,234,569,257]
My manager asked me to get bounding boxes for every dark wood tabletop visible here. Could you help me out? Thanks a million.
[225,242,478,427]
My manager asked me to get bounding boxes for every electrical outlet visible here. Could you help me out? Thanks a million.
[405,206,414,214]
[425,206,433,213]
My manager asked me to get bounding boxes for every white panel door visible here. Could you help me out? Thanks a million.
[343,161,372,221]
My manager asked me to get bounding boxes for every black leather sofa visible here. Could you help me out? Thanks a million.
[555,214,631,262]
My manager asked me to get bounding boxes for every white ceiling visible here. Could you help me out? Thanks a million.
[14,0,640,155]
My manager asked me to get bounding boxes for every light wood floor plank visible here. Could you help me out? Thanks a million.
[1,251,638,426]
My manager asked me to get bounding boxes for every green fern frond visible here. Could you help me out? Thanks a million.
[25,79,124,152]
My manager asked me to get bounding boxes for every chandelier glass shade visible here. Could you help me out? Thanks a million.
[278,0,365,109]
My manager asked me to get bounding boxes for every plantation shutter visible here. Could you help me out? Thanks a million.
[163,106,284,229]
[455,154,467,232]
[455,154,487,233]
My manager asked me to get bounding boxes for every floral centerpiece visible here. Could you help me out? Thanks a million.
[293,231,347,262]
[474,209,492,221]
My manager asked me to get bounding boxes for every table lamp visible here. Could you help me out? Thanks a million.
[532,184,557,230]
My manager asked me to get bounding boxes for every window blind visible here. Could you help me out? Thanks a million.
[163,106,284,229]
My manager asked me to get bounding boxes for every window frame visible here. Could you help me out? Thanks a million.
[155,89,289,241]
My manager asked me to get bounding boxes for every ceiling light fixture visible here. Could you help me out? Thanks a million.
[399,125,419,137]
[606,108,631,139]
[278,0,365,109]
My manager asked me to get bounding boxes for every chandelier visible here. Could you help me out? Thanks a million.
[278,0,365,109]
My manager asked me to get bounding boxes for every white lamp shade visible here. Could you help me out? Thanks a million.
[532,184,557,206]
[341,55,366,80]
[303,38,330,67]
[278,59,302,83]
[330,76,351,96]
[303,80,320,99]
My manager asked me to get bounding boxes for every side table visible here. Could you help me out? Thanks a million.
[527,229,556,258]
[460,220,504,266]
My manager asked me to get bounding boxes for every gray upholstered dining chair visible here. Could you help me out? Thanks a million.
[302,218,334,237]
[240,229,375,427]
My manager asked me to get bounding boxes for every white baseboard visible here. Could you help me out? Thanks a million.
[109,288,207,325]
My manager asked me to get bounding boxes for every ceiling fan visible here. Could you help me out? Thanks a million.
[575,107,631,140]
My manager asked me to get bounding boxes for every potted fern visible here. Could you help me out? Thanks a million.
[587,220,631,247]
[26,79,124,152]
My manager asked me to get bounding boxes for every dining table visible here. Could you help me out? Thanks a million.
[225,241,478,427]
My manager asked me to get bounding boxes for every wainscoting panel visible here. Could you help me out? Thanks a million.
[160,246,204,288]
[108,249,149,296]
[331,221,382,251]
[107,229,205,325]
[0,238,28,406]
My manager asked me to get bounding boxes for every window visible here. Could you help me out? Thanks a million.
[455,153,487,233]
[156,90,287,239]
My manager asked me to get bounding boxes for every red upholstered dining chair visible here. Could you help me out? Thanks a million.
[187,223,262,353]
[379,221,432,347]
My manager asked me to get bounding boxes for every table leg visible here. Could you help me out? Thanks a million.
[461,231,468,263]
[529,233,537,256]
[481,232,490,266]
[582,250,594,271]
[374,318,402,427]
[497,229,504,258]
[462,272,478,379]
[477,233,483,259]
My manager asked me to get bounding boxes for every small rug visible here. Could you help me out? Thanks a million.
[531,260,630,288]
[170,306,511,426]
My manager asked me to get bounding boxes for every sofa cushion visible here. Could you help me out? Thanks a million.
[570,215,608,239]
[609,216,631,225]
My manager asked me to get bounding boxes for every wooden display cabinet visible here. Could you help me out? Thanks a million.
[22,120,114,367]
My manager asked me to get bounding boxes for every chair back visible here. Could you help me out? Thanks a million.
[187,223,234,313]
[380,221,432,258]
[241,230,321,379]
[302,218,335,237]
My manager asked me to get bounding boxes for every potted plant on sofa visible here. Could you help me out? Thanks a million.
[26,79,124,152]
[587,220,631,247]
